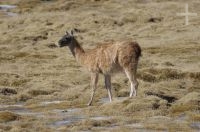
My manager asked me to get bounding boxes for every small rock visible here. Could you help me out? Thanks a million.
[148,17,163,23]
[62,110,68,113]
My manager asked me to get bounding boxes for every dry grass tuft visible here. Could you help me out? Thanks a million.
[0,73,29,87]
[0,87,17,95]
[0,111,20,123]
[189,113,200,121]
[144,123,167,131]
[145,91,177,103]
[138,68,200,83]
[28,89,55,96]
[170,92,200,115]
[176,92,200,105]
[0,124,12,131]
[168,122,192,132]
[79,119,112,127]
[170,104,198,115]
[17,93,32,102]
[188,72,200,80]
[123,96,168,113]
[138,68,186,82]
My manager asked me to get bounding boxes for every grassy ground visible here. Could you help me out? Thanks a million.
[0,0,200,131]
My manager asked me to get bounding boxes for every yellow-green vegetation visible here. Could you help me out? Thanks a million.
[0,0,200,131]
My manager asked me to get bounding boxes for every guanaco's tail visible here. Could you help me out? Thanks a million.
[133,42,142,59]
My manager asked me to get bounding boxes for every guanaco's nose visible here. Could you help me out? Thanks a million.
[57,39,64,47]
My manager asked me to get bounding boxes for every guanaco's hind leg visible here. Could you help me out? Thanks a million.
[88,73,99,106]
[124,65,138,97]
[104,74,112,102]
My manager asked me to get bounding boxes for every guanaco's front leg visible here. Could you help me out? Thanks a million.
[87,73,99,106]
[104,74,112,102]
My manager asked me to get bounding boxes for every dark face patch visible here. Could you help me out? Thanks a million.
[58,34,73,47]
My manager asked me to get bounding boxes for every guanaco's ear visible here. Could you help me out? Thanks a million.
[66,31,69,35]
[73,28,80,32]
[70,30,74,36]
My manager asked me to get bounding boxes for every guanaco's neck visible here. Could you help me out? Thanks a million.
[68,38,85,62]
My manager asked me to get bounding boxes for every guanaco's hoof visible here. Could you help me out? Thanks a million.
[87,103,92,106]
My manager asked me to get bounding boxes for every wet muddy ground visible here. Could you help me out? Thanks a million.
[1,98,199,131]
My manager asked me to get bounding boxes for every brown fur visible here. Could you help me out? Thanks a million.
[74,40,141,74]
[58,31,141,105]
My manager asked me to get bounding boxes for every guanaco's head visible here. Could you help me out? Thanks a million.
[58,30,75,47]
